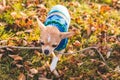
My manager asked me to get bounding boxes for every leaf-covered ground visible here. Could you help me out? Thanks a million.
[0,0,120,80]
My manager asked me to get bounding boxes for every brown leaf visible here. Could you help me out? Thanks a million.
[16,31,24,35]
[38,77,52,80]
[22,40,28,46]
[67,50,74,54]
[106,51,111,58]
[99,5,111,13]
[18,73,26,80]
[0,5,5,13]
[90,59,97,63]
[114,66,120,73]
[91,26,96,31]
[24,29,33,33]
[9,55,23,61]
[24,65,31,71]
[0,40,7,45]
[11,12,17,18]
[34,50,40,56]
[70,77,81,80]
[16,64,23,68]
[24,61,32,66]
[6,48,14,52]
[67,45,73,50]
[73,40,81,47]
[27,73,34,78]
[20,12,27,18]
[0,54,3,59]
[0,49,5,53]
[29,68,38,74]
[77,62,83,66]
[26,20,33,26]
[71,27,80,35]
[12,61,19,64]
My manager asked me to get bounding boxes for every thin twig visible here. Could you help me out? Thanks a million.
[56,47,114,71]
[0,46,41,49]
[57,47,98,55]
[0,46,114,72]
[93,48,114,71]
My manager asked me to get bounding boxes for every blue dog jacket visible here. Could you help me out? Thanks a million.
[44,5,70,51]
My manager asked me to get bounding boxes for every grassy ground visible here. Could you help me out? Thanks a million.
[0,0,120,80]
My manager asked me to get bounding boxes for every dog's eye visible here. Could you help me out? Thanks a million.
[52,44,58,48]
[40,42,44,45]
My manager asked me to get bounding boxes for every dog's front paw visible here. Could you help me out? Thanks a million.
[50,56,59,71]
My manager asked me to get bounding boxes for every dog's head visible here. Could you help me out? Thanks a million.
[35,16,73,55]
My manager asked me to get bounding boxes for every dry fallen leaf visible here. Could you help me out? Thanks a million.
[67,50,74,54]
[24,61,32,66]
[0,5,5,13]
[77,62,83,66]
[0,49,5,53]
[99,5,111,13]
[27,73,34,78]
[24,65,31,71]
[0,54,3,59]
[9,55,23,61]
[38,77,52,80]
[29,68,38,74]
[6,48,14,52]
[70,77,81,80]
[0,40,7,45]
[24,29,33,33]
[34,50,41,56]
[18,73,26,80]
[73,40,81,47]
[16,64,23,68]
[20,12,28,18]
[114,66,120,73]
[106,51,111,58]
[91,26,96,31]
[87,26,92,37]
[22,40,28,46]
[11,12,17,18]
[16,31,24,35]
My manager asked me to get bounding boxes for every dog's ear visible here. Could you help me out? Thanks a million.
[60,32,74,39]
[35,16,46,30]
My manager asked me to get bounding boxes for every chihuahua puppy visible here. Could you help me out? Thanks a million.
[35,5,73,76]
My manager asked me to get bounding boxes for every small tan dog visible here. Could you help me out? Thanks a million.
[35,5,73,76]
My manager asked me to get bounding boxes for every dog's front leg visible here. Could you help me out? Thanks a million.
[50,52,62,77]
[50,52,59,71]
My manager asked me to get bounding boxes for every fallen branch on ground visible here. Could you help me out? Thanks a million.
[0,45,117,73]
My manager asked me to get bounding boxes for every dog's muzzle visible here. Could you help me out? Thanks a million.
[44,49,49,55]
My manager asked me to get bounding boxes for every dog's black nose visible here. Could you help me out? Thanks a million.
[44,49,49,55]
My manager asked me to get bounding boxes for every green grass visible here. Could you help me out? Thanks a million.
[0,0,120,79]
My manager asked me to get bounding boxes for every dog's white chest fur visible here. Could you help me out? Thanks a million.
[47,35,51,43]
